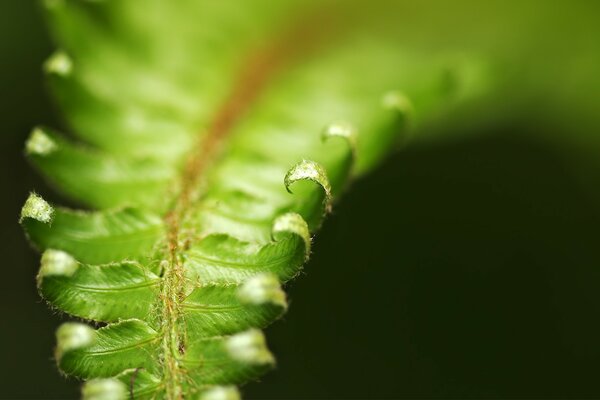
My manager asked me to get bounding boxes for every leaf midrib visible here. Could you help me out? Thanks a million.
[156,8,333,399]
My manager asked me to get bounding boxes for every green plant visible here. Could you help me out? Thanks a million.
[20,1,493,398]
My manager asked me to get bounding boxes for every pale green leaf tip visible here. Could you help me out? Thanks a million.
[272,212,311,256]
[284,159,332,200]
[26,127,58,156]
[321,121,357,147]
[40,249,78,278]
[55,322,95,359]
[43,0,64,9]
[381,90,414,116]
[199,386,241,400]
[226,329,274,365]
[44,51,73,76]
[82,379,127,400]
[238,274,287,309]
[20,193,54,224]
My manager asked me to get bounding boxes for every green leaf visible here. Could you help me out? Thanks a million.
[56,320,159,379]
[38,249,160,322]
[184,273,287,341]
[182,330,275,386]
[21,0,494,398]
[21,196,164,264]
[26,127,177,210]
[184,213,310,285]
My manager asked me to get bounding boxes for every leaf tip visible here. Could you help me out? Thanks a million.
[44,50,73,76]
[272,212,311,257]
[238,274,287,309]
[43,0,64,9]
[20,193,54,224]
[226,329,274,365]
[82,378,128,400]
[321,121,356,145]
[284,159,332,203]
[40,249,78,278]
[26,127,58,156]
[381,90,414,117]
[55,322,95,359]
[199,386,241,400]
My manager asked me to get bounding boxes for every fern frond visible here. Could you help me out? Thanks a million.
[21,0,491,398]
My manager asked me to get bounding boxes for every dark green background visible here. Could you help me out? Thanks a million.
[2,1,600,399]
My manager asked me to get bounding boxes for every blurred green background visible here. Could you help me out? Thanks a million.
[2,1,600,398]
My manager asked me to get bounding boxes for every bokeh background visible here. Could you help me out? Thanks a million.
[2,1,600,399]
